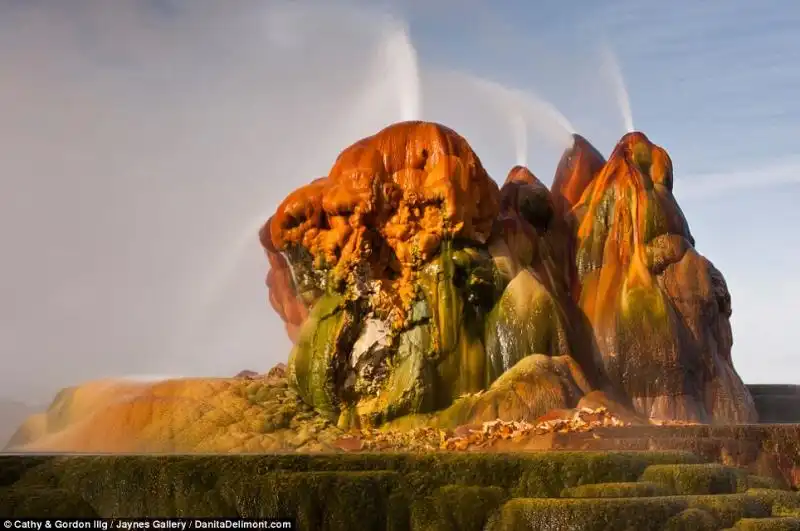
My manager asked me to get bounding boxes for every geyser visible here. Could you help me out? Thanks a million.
[465,73,576,146]
[511,114,528,167]
[381,23,422,121]
[428,70,576,176]
[601,43,635,133]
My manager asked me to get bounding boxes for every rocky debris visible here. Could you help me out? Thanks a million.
[649,419,702,426]
[334,407,632,453]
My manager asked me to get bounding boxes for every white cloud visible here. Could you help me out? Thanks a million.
[675,158,800,200]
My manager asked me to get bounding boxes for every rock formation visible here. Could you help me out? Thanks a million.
[570,132,756,423]
[6,120,758,453]
[264,121,756,428]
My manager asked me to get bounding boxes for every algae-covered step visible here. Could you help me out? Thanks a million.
[485,491,797,531]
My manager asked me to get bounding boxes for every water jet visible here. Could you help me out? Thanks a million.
[380,23,422,121]
[600,43,635,133]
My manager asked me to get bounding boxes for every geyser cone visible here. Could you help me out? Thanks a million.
[551,134,606,215]
[265,121,506,426]
[573,131,757,424]
[547,135,606,303]
[487,164,606,393]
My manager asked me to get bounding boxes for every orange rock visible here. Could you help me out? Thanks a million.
[552,134,606,215]
[259,219,309,343]
[263,121,501,329]
[534,408,574,423]
[573,131,757,424]
[577,390,645,425]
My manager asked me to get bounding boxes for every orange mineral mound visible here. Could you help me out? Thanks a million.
[262,121,500,326]
[551,133,606,215]
[572,131,757,423]
[7,376,308,453]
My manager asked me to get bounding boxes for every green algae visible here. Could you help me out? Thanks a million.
[733,518,800,531]
[683,494,772,528]
[0,486,98,517]
[575,186,615,280]
[7,451,795,529]
[483,270,561,383]
[561,481,671,498]
[410,485,508,531]
[2,451,701,517]
[663,508,719,531]
[485,496,689,531]
[288,292,347,420]
[486,493,775,531]
[416,242,490,407]
[641,464,743,495]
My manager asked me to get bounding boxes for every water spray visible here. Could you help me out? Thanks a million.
[511,114,528,167]
[454,72,576,166]
[381,24,422,121]
[600,43,634,133]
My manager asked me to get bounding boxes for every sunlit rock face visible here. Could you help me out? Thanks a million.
[262,121,601,428]
[572,132,757,423]
[484,165,604,395]
[267,122,757,427]
[551,133,606,216]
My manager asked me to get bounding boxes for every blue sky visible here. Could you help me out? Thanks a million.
[0,0,797,403]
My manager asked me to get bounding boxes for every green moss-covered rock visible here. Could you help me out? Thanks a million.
[745,489,800,517]
[641,464,742,495]
[684,494,771,528]
[220,471,400,530]
[485,497,688,531]
[2,451,702,519]
[744,475,788,492]
[514,452,701,498]
[0,486,98,517]
[483,268,567,381]
[288,292,348,420]
[733,518,800,531]
[561,481,671,498]
[0,455,55,487]
[287,242,510,429]
[4,452,789,528]
[410,485,508,531]
[775,507,800,518]
[427,354,591,429]
[662,508,719,531]
[485,493,773,531]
